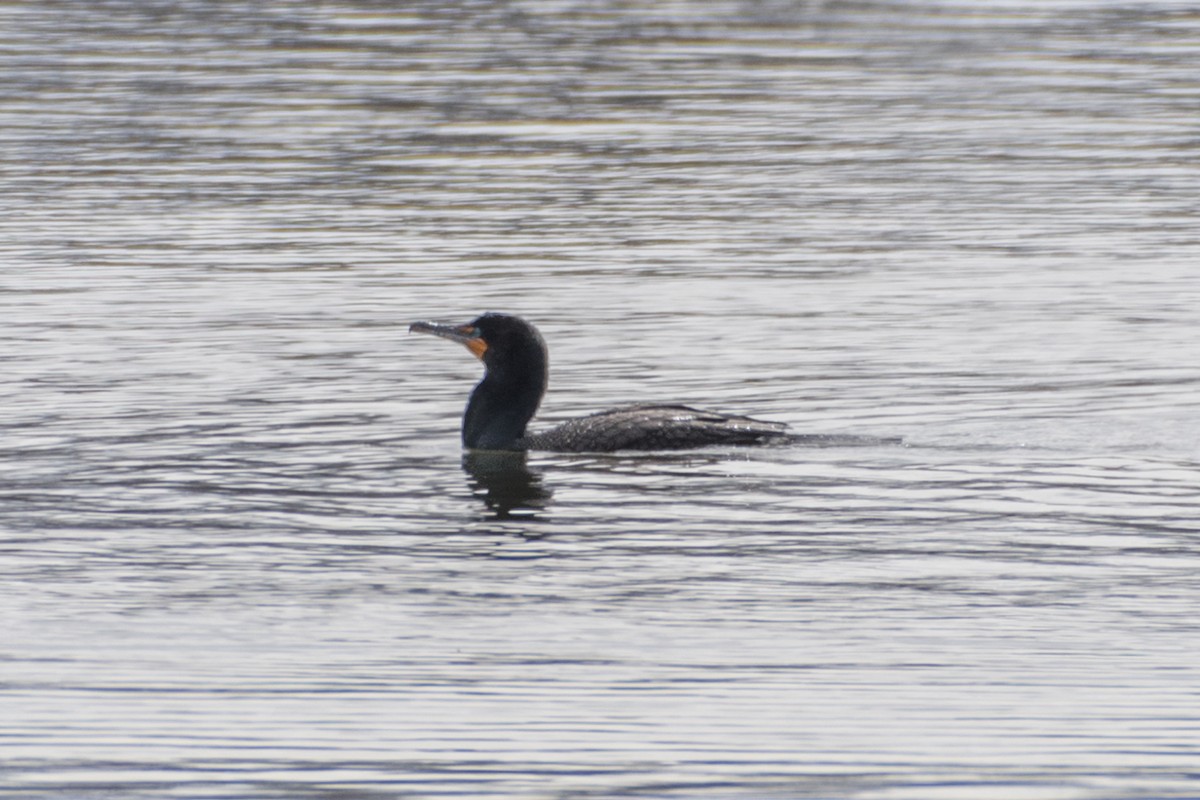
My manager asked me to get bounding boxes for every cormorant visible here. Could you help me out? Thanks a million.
[411,312,882,453]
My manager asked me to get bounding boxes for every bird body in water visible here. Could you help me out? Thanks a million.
[411,312,889,453]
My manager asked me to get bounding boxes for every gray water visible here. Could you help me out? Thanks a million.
[3,2,1200,798]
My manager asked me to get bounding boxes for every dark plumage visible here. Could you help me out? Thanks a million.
[521,404,788,452]
[410,312,885,453]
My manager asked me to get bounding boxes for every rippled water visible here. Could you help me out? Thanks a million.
[3,1,1199,798]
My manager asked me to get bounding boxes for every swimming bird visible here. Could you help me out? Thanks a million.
[411,312,887,453]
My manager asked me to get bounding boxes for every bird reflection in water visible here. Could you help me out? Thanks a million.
[462,450,552,520]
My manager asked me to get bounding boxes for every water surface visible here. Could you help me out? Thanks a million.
[2,1,1199,798]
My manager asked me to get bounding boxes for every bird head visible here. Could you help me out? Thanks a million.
[409,312,548,378]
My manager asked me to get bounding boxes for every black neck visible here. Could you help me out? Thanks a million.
[462,360,546,450]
